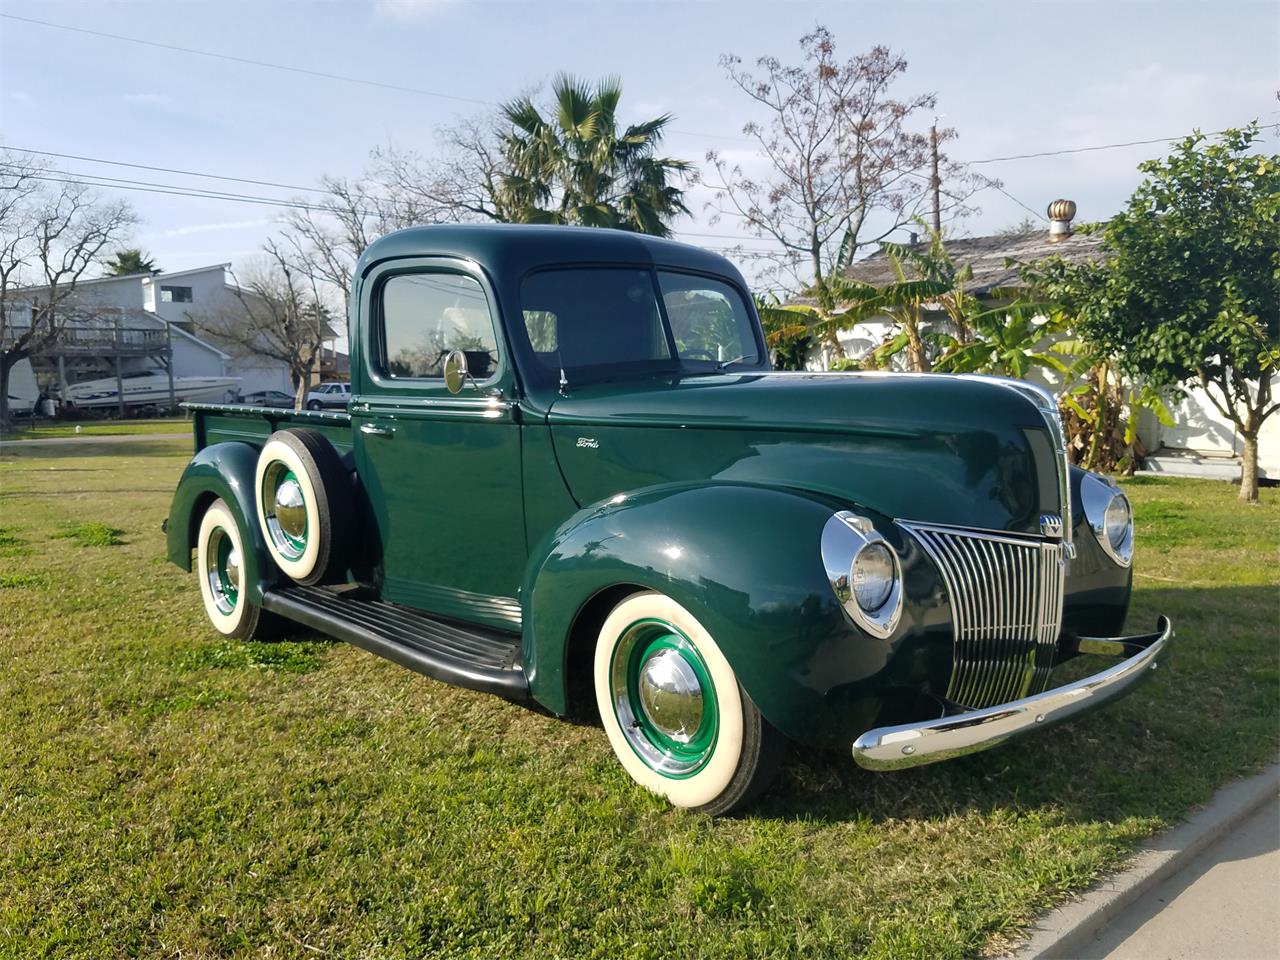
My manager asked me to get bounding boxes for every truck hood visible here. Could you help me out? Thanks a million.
[545,372,1061,536]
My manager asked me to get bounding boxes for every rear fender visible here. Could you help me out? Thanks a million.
[521,482,920,746]
[165,441,274,603]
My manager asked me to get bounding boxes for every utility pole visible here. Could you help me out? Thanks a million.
[930,123,942,237]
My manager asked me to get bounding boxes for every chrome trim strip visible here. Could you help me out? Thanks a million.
[182,401,351,423]
[852,617,1172,770]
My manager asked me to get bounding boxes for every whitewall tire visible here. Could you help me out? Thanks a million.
[593,591,785,815]
[197,499,265,639]
[254,429,350,585]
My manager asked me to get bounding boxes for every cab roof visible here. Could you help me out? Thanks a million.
[355,223,745,285]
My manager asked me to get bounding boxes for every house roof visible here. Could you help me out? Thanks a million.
[841,227,1106,295]
[14,262,232,294]
[138,263,232,284]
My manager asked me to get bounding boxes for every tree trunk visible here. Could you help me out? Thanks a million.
[0,358,10,429]
[906,307,930,372]
[1239,429,1260,503]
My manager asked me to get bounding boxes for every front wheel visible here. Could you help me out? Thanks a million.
[594,591,786,815]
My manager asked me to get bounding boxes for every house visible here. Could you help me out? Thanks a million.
[825,201,1279,479]
[11,264,299,399]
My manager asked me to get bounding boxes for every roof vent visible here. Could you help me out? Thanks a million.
[1047,199,1076,241]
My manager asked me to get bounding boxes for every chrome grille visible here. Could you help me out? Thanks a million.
[902,522,1066,709]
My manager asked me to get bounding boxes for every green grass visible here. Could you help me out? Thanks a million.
[0,439,1276,959]
[0,417,188,440]
[50,521,126,547]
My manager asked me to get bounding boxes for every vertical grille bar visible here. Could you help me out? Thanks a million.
[902,522,1066,710]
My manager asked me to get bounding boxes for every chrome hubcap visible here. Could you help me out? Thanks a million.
[261,461,308,560]
[637,648,703,743]
[204,526,240,615]
[609,618,718,778]
[274,478,307,541]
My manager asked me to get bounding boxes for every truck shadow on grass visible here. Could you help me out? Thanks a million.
[750,584,1277,828]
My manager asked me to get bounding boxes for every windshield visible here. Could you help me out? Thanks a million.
[519,267,763,385]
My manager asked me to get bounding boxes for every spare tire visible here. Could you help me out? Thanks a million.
[254,428,351,585]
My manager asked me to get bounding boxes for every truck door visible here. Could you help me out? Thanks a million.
[351,259,525,633]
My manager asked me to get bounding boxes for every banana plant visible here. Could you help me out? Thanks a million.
[1052,339,1175,473]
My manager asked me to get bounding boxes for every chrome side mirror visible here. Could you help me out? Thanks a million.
[443,349,469,395]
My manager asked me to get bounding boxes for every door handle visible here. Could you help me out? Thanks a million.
[359,423,395,437]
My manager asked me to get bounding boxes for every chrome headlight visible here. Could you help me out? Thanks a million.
[821,511,904,638]
[1081,474,1134,567]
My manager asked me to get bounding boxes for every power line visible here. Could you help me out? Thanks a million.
[964,124,1280,165]
[0,12,491,107]
[3,146,329,195]
[5,14,1271,161]
[0,164,788,252]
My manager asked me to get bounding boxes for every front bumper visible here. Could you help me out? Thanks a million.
[852,617,1172,771]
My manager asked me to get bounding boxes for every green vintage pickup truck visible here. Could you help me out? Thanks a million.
[166,224,1170,814]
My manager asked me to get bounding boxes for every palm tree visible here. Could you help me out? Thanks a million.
[105,248,158,276]
[499,75,693,236]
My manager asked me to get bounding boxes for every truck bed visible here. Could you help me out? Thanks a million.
[183,402,353,455]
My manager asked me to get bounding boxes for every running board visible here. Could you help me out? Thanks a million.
[260,585,528,701]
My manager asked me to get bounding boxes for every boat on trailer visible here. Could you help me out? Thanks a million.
[63,371,240,409]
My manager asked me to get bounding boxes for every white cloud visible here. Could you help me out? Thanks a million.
[8,92,32,104]
[140,218,271,239]
[372,0,456,22]
[123,93,174,105]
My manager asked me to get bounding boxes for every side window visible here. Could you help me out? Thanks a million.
[380,273,499,381]
[657,272,759,365]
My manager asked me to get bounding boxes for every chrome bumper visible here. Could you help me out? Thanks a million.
[852,617,1172,771]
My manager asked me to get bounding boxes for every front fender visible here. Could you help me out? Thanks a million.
[165,442,274,603]
[522,482,949,747]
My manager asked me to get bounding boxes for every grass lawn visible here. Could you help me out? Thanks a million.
[0,418,189,441]
[0,439,1276,959]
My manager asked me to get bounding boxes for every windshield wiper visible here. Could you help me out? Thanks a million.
[715,355,747,370]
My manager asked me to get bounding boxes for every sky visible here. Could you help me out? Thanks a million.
[1,0,1276,287]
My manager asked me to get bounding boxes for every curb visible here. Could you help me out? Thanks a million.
[1006,760,1280,959]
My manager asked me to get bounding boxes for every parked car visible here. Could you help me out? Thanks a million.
[305,381,350,410]
[238,389,295,409]
[165,225,1171,815]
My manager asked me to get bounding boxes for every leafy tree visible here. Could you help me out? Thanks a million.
[1043,126,1278,501]
[498,75,692,236]
[104,248,158,276]
[755,293,814,370]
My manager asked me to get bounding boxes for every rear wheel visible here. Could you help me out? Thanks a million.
[307,400,322,411]
[254,429,351,585]
[594,591,786,815]
[196,499,275,639]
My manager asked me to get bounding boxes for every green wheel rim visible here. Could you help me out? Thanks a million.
[261,461,308,561]
[610,618,719,779]
[204,525,240,615]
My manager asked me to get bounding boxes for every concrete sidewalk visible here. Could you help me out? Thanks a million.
[1011,764,1280,959]
[1082,794,1279,959]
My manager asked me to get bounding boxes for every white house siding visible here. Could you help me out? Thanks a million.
[1141,376,1280,478]
[18,265,295,398]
